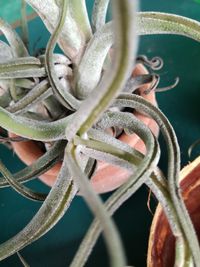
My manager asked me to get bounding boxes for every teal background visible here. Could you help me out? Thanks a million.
[1,0,200,266]
[0,0,33,24]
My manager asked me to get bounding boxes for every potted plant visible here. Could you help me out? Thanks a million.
[8,63,159,193]
[1,0,200,266]
[1,0,161,193]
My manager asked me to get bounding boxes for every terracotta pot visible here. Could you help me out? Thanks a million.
[10,64,159,193]
[147,156,200,267]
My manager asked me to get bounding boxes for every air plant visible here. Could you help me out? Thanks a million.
[0,0,200,266]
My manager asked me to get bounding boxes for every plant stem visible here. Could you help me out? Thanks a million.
[66,142,127,267]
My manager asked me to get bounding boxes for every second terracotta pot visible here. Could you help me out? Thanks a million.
[147,156,200,267]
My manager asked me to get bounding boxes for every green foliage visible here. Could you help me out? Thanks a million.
[0,1,200,266]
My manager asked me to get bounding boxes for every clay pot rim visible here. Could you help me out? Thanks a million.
[9,64,159,194]
[147,156,200,267]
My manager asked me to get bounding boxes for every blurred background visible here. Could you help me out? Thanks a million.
[0,0,200,266]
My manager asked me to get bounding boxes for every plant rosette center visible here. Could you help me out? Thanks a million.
[9,64,158,194]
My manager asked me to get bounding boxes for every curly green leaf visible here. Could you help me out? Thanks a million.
[92,0,110,32]
[0,155,77,261]
[45,0,80,110]
[69,111,159,267]
[66,0,138,140]
[0,105,72,141]
[0,160,47,202]
[66,142,126,267]
[0,140,65,187]
[137,12,200,42]
[7,80,51,114]
[75,22,113,99]
[0,18,28,57]
[69,0,92,42]
[21,0,29,50]
[25,0,83,60]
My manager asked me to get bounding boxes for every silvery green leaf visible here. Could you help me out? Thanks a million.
[115,93,200,265]
[0,57,41,69]
[0,41,13,101]
[69,111,159,267]
[0,154,77,261]
[137,12,200,42]
[0,41,13,62]
[123,75,154,93]
[66,0,138,140]
[0,68,46,79]
[17,252,30,267]
[0,141,65,187]
[0,57,46,78]
[43,96,66,120]
[92,0,110,32]
[69,0,92,42]
[7,80,51,114]
[74,134,137,171]
[21,0,29,50]
[0,105,72,141]
[25,0,84,61]
[88,128,142,164]
[0,18,28,57]
[75,22,113,99]
[39,53,71,66]
[81,147,134,172]
[0,160,47,202]
[14,78,35,89]
[66,142,126,267]
[45,0,80,110]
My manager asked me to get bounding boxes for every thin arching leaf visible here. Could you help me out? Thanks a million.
[45,0,80,110]
[91,12,200,58]
[0,105,72,141]
[25,0,84,61]
[92,0,110,32]
[17,252,30,267]
[0,41,13,62]
[115,94,200,265]
[66,142,126,267]
[0,68,45,79]
[69,0,92,42]
[0,57,45,79]
[21,0,29,50]
[0,91,11,108]
[65,0,138,140]
[0,18,28,57]
[88,128,142,159]
[69,111,160,267]
[14,78,35,89]
[0,161,47,202]
[0,56,41,69]
[75,22,113,99]
[0,154,77,261]
[188,139,200,159]
[0,140,65,188]
[76,140,137,172]
[137,12,200,42]
[7,80,51,114]
[123,74,154,93]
